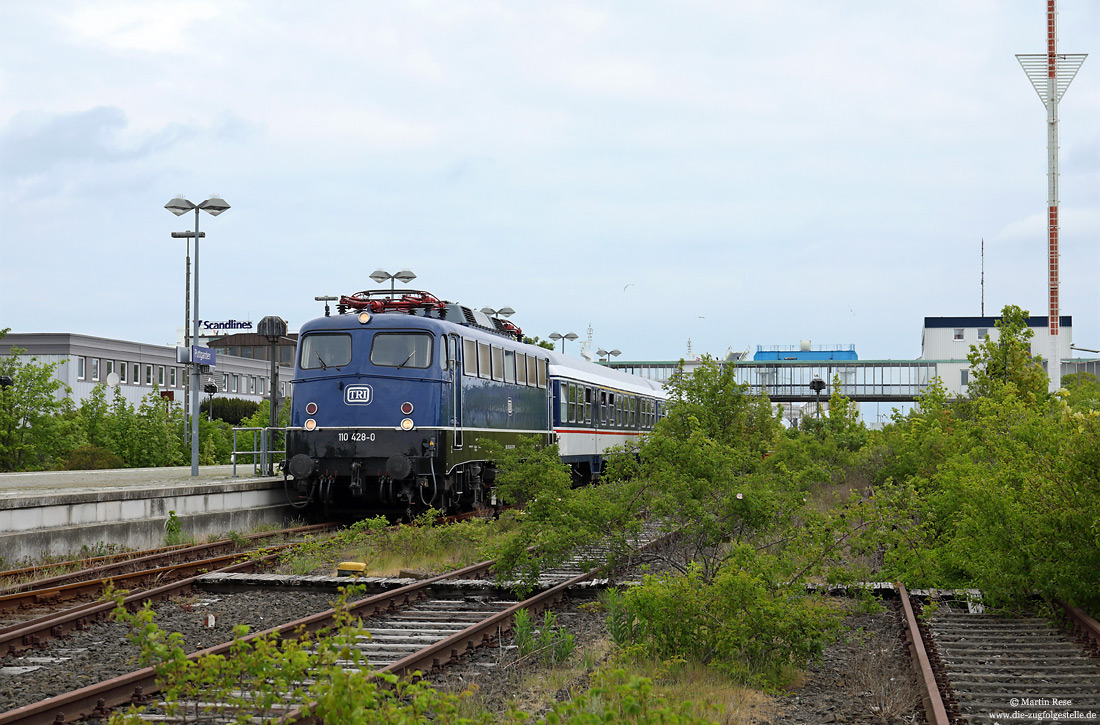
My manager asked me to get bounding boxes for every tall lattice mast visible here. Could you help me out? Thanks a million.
[1016,0,1086,337]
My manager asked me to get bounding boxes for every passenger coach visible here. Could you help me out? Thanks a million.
[281,290,666,516]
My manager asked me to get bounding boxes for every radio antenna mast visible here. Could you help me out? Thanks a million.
[1016,0,1086,338]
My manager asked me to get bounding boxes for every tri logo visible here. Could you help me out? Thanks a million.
[344,384,374,405]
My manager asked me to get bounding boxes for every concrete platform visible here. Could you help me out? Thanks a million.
[0,465,301,563]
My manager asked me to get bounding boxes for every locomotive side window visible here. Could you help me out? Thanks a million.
[370,333,433,369]
[491,346,504,381]
[477,342,491,379]
[537,358,547,388]
[504,350,516,384]
[463,339,477,376]
[516,353,527,385]
[526,355,537,387]
[301,333,352,370]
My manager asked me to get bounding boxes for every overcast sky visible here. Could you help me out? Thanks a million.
[1,1,1097,363]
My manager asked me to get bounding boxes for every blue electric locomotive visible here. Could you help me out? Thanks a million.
[281,290,666,515]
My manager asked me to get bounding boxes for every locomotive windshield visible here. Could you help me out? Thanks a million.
[300,333,352,370]
[370,332,434,369]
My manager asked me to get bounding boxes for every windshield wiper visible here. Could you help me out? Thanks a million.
[395,351,416,369]
[315,355,328,370]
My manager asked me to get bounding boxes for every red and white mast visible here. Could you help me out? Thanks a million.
[1016,0,1086,338]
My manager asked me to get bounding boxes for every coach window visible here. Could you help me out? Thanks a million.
[371,332,433,369]
[559,383,568,421]
[504,350,516,384]
[301,333,352,369]
[463,339,477,376]
[599,391,607,424]
[477,342,491,379]
[516,353,527,385]
[629,397,636,427]
[491,346,504,381]
[536,358,547,388]
[567,384,577,422]
[526,355,537,387]
[608,393,615,427]
[584,387,593,423]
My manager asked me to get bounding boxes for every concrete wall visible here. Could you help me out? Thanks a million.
[0,480,298,562]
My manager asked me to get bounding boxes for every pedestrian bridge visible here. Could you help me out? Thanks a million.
[607,360,941,403]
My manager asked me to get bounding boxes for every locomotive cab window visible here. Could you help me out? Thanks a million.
[370,333,433,369]
[301,333,352,370]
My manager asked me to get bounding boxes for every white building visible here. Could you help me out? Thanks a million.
[0,332,293,407]
[920,316,1073,397]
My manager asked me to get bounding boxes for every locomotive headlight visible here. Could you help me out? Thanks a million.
[400,418,414,431]
[305,418,318,431]
[305,402,318,415]
[358,312,371,324]
[400,401,414,415]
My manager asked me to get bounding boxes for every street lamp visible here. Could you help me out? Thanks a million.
[165,196,230,477]
[370,269,416,296]
[480,307,515,318]
[809,375,826,419]
[597,348,621,363]
[549,331,578,353]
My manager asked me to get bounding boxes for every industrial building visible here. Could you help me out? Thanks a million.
[0,332,294,407]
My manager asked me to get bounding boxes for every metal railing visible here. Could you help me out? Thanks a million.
[232,427,287,477]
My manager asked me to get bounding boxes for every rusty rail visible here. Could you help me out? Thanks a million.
[0,558,495,724]
[897,582,950,725]
[1058,598,1100,657]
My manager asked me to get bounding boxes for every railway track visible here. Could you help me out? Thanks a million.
[899,583,1100,725]
[0,525,665,723]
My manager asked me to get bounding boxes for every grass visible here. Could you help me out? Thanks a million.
[277,512,522,577]
[480,634,776,724]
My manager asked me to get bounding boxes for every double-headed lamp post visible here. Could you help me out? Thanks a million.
[370,269,416,296]
[165,196,230,477]
[549,331,578,353]
[480,307,515,319]
[597,348,621,363]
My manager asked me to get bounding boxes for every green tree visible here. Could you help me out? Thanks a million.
[965,304,1048,403]
[1061,371,1100,411]
[0,330,77,471]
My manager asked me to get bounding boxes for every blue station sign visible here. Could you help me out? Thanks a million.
[191,346,216,366]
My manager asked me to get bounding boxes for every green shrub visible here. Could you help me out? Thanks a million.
[64,444,125,470]
[608,551,841,689]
